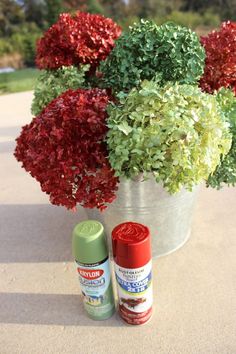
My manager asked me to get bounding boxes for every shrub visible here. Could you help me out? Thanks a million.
[154,11,220,30]
[31,65,90,115]
[100,20,205,94]
[107,81,232,193]
[0,39,14,56]
[10,33,26,54]
[23,33,41,66]
[164,11,203,29]
[15,88,118,210]
[202,11,220,27]
[9,25,42,66]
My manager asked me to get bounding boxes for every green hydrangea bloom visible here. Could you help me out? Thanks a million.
[106,81,232,193]
[207,88,236,188]
[31,65,90,116]
[100,20,205,94]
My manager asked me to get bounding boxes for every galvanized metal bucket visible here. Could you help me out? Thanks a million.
[86,176,199,258]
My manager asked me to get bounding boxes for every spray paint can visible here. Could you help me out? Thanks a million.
[112,222,153,325]
[72,220,115,320]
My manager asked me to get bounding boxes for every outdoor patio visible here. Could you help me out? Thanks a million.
[0,92,235,354]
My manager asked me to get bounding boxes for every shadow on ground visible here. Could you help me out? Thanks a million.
[0,292,122,327]
[0,204,89,262]
[0,204,122,327]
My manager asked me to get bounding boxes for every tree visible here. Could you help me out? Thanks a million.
[86,0,104,14]
[99,0,125,19]
[24,0,47,29]
[103,0,182,20]
[0,0,25,36]
[63,0,105,14]
[46,0,63,26]
[182,0,236,20]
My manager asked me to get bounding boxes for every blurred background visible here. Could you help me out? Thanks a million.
[0,0,236,95]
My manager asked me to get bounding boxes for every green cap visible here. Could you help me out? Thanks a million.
[72,220,108,263]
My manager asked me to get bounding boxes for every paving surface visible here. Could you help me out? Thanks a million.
[0,92,236,354]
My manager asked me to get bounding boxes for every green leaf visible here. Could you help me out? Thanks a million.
[117,121,133,135]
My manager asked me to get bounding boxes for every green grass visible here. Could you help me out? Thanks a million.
[0,68,40,94]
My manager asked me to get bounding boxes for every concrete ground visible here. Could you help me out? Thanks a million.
[0,92,236,354]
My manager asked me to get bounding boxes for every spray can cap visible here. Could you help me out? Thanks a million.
[72,220,108,263]
[112,222,151,269]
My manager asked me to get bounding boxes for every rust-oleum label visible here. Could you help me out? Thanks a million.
[114,260,153,325]
[76,257,114,316]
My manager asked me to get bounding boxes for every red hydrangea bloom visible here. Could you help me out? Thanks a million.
[36,12,121,70]
[14,88,119,210]
[200,21,236,95]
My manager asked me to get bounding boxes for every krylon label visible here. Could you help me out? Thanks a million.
[75,257,112,308]
[77,268,104,280]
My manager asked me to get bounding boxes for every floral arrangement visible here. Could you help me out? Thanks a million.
[14,13,236,211]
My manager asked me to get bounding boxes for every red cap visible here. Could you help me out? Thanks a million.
[112,222,151,269]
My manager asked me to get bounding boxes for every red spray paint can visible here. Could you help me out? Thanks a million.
[112,222,153,325]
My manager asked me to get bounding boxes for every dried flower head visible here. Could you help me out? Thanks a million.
[200,21,236,95]
[15,88,118,210]
[36,12,121,70]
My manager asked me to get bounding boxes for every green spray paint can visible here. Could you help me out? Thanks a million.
[72,220,115,320]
